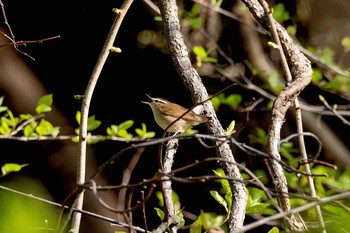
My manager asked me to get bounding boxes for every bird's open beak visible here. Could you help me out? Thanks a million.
[141,94,153,104]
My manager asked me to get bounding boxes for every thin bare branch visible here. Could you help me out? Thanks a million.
[73,0,134,232]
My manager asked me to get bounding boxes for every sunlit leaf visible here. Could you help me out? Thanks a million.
[341,36,350,52]
[1,163,29,176]
[225,120,235,136]
[118,120,134,130]
[35,94,53,114]
[268,227,280,233]
[193,46,207,59]
[272,3,290,23]
[210,190,228,213]
[190,216,203,233]
[76,111,81,125]
[87,115,101,131]
[35,119,60,136]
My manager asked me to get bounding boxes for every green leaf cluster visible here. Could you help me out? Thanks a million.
[106,120,134,139]
[179,3,202,29]
[154,191,185,229]
[0,94,60,137]
[207,168,275,232]
[190,211,226,233]
[211,93,242,111]
[246,187,270,214]
[312,68,350,96]
[248,127,268,146]
[106,121,155,139]
[262,70,284,94]
[75,112,155,143]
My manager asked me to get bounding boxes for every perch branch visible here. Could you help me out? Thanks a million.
[155,0,247,231]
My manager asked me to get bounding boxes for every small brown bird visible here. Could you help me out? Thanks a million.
[142,94,210,134]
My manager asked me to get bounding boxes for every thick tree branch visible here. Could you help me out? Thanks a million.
[155,0,247,231]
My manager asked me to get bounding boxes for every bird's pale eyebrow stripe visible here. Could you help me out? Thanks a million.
[153,98,168,104]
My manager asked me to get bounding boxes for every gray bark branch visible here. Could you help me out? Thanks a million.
[155,0,248,231]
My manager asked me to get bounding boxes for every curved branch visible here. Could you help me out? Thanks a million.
[240,0,312,231]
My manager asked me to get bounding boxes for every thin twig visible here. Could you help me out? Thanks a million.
[73,0,134,232]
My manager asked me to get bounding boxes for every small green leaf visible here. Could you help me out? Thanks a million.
[118,120,134,130]
[226,94,242,109]
[0,106,7,113]
[76,111,81,125]
[87,115,101,131]
[144,132,155,138]
[193,46,207,59]
[0,120,11,135]
[272,3,290,23]
[319,47,335,65]
[286,25,296,36]
[203,57,217,63]
[246,202,270,214]
[112,8,120,14]
[23,122,37,137]
[106,125,118,136]
[266,70,284,92]
[267,41,279,49]
[323,75,350,94]
[1,163,29,176]
[190,217,203,233]
[224,189,232,211]
[155,191,164,207]
[183,128,198,135]
[117,129,132,139]
[87,133,104,144]
[199,211,225,230]
[225,120,236,136]
[268,226,280,233]
[71,136,79,143]
[36,94,53,114]
[191,17,203,29]
[248,127,268,145]
[312,69,323,84]
[136,123,155,138]
[35,119,60,136]
[135,128,144,136]
[154,207,164,221]
[267,100,274,109]
[19,114,33,120]
[190,3,200,16]
[246,188,270,214]
[341,36,350,52]
[154,16,162,22]
[210,190,228,213]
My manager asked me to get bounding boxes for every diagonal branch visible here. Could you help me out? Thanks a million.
[71,1,134,232]
[155,0,247,231]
